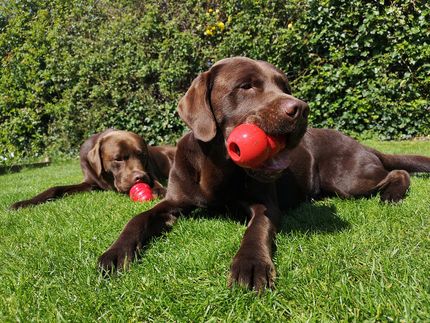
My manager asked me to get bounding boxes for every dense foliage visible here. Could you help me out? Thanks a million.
[1,0,429,164]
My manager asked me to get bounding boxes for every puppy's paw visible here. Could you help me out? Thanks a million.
[228,254,275,292]
[10,200,32,210]
[152,185,167,199]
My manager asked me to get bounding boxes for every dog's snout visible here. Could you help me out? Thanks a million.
[281,99,309,120]
[133,172,149,184]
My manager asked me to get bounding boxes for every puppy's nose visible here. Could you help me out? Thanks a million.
[133,172,150,184]
[281,99,309,120]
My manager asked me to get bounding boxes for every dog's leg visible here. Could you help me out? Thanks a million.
[229,203,280,292]
[324,168,411,203]
[10,182,95,210]
[323,169,410,202]
[98,199,186,273]
[376,170,410,202]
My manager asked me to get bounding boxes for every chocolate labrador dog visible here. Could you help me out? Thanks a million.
[98,57,309,290]
[98,57,430,291]
[11,129,175,209]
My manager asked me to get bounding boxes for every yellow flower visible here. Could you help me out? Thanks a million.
[204,29,214,36]
[208,9,213,13]
[216,21,225,31]
[288,22,293,29]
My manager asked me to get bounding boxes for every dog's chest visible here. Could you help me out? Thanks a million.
[196,162,242,205]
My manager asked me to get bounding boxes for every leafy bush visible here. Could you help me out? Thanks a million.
[1,0,429,164]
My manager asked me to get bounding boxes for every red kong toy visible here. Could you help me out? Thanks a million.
[226,124,286,168]
[129,182,153,202]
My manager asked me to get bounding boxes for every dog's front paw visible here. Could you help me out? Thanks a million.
[228,254,276,292]
[98,241,139,274]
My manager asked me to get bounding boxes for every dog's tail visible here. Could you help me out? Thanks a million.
[369,148,430,173]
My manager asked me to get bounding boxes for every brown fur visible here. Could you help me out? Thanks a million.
[10,129,175,209]
[276,128,430,208]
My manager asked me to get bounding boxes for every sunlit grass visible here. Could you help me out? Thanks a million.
[1,141,429,321]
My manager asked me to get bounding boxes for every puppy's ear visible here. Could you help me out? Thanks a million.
[178,71,217,142]
[87,138,103,177]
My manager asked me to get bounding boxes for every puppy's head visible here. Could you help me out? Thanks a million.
[178,57,309,182]
[87,130,153,192]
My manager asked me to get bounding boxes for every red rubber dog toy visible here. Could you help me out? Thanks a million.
[129,182,153,202]
[226,124,285,168]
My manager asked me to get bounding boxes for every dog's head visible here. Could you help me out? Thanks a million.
[178,57,309,182]
[87,130,154,192]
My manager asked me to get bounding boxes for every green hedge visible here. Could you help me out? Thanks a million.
[1,0,429,164]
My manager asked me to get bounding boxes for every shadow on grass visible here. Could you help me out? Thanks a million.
[185,202,350,235]
[280,203,350,235]
[413,172,430,179]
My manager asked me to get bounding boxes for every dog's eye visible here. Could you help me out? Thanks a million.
[239,82,253,90]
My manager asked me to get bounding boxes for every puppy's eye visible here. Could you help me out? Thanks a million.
[239,82,253,90]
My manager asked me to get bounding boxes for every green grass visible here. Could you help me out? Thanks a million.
[1,141,429,322]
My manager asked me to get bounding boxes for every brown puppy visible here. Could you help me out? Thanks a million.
[98,57,430,291]
[11,129,175,209]
[98,57,309,291]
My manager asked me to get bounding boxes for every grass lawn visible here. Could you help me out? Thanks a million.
[1,140,429,321]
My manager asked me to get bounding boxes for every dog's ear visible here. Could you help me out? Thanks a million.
[87,138,103,177]
[178,71,217,142]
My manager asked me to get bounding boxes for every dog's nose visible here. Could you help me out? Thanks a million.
[133,172,149,184]
[281,99,309,120]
